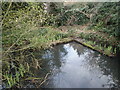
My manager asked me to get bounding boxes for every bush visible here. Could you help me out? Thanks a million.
[91,2,119,38]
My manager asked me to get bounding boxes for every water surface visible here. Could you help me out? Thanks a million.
[40,42,119,88]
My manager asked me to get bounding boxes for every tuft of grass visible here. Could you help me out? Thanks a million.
[3,64,27,88]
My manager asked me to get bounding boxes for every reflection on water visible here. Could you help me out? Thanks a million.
[41,42,119,88]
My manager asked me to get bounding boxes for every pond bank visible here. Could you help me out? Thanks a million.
[2,26,119,88]
[56,25,120,57]
[49,37,117,58]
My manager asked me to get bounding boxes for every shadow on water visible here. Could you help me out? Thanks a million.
[39,42,120,88]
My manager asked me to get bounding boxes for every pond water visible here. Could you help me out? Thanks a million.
[39,42,120,88]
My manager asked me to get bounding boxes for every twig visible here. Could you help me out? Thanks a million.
[1,0,12,24]
[3,45,32,53]
[38,73,50,87]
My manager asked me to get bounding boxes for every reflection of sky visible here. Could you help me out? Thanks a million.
[45,43,119,88]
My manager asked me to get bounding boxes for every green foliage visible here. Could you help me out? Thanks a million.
[67,29,76,37]
[2,2,68,88]
[2,2,57,29]
[29,27,68,49]
[104,46,113,55]
[2,27,69,88]
[91,2,119,37]
[56,9,89,26]
[79,32,118,55]
[2,2,57,50]
[3,63,27,88]
[2,2,119,88]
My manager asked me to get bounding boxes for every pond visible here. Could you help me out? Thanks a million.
[15,41,120,88]
[37,41,119,88]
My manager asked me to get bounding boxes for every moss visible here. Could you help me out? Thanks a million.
[83,42,95,49]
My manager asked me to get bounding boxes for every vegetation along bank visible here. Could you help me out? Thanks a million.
[2,2,120,88]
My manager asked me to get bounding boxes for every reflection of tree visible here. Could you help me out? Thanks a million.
[51,44,68,69]
[97,56,120,88]
[83,50,120,87]
[37,44,68,79]
[69,42,87,56]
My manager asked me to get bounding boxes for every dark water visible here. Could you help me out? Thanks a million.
[39,42,120,88]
